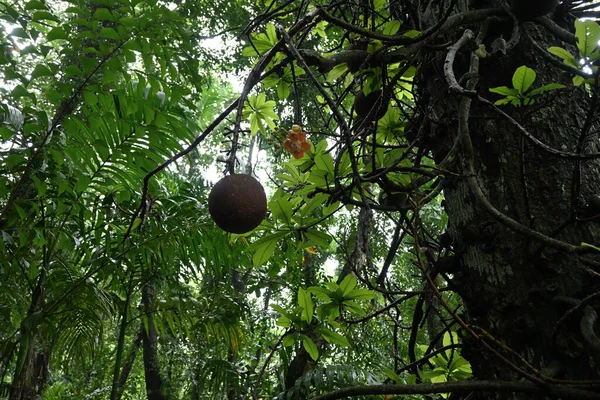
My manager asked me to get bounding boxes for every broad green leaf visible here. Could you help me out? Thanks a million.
[33,11,59,22]
[298,288,314,324]
[343,300,366,316]
[318,326,350,347]
[271,304,292,319]
[282,335,295,346]
[65,65,83,78]
[547,46,578,67]
[314,153,334,174]
[308,286,331,302]
[344,288,377,301]
[277,82,290,99]
[83,91,98,106]
[301,193,327,216]
[373,0,386,12]
[277,316,291,328]
[527,83,565,97]
[25,1,47,10]
[575,19,600,58]
[98,27,121,40]
[304,229,332,249]
[421,368,446,380]
[512,66,536,94]
[9,27,28,38]
[382,20,401,35]
[443,332,458,352]
[31,64,53,80]
[250,234,285,266]
[326,64,348,82]
[302,336,319,361]
[488,86,518,97]
[93,8,114,21]
[269,196,293,226]
[339,274,357,296]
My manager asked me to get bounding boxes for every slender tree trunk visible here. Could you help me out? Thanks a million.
[141,280,165,400]
[110,270,135,400]
[115,326,143,400]
[9,269,48,400]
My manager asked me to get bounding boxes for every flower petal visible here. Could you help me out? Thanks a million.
[284,139,292,151]
[300,141,311,152]
[297,132,307,141]
[293,151,304,159]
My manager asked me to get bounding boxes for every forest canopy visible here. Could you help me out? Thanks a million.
[1,0,600,399]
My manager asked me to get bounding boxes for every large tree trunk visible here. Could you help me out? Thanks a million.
[416,0,600,393]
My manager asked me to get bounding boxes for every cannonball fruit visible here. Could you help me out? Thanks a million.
[208,174,267,234]
[354,89,388,122]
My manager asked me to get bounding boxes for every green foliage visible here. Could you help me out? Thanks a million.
[548,19,600,86]
[243,92,280,135]
[489,65,564,106]
[419,332,472,398]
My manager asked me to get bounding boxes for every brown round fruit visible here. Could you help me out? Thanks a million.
[208,174,267,234]
[354,89,388,121]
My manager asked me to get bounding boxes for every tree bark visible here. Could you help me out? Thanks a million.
[415,0,600,393]
[141,281,165,400]
[9,270,49,400]
[116,326,143,400]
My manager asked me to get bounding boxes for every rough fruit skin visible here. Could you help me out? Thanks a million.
[208,174,267,234]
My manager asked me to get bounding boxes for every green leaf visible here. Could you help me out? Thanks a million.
[512,66,536,94]
[308,286,331,302]
[98,27,121,40]
[93,8,115,21]
[547,46,578,67]
[304,229,332,249]
[302,337,319,361]
[382,20,401,35]
[344,288,377,301]
[326,64,348,82]
[575,19,600,58]
[318,326,350,347]
[250,234,282,266]
[443,331,458,350]
[31,64,53,80]
[65,65,83,78]
[527,83,565,97]
[268,196,293,226]
[11,85,32,99]
[33,11,59,22]
[314,153,334,175]
[277,316,291,328]
[83,91,98,106]
[47,26,68,41]
[9,28,28,39]
[298,288,314,324]
[25,1,48,10]
[488,86,518,97]
[373,0,386,12]
[282,335,295,346]
[277,82,290,99]
[339,274,357,296]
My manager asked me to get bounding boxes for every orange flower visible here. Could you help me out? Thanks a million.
[284,125,311,159]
